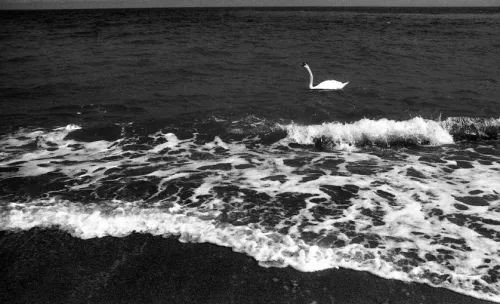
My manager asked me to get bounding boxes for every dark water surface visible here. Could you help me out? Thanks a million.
[1,7,500,303]
[1,7,500,129]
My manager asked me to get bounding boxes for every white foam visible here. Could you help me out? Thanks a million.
[150,133,180,153]
[281,117,454,147]
[1,123,500,303]
[63,124,82,131]
[1,198,498,303]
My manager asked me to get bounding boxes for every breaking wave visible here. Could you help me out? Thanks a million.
[440,116,500,141]
[281,116,500,149]
[1,116,500,303]
[2,197,499,303]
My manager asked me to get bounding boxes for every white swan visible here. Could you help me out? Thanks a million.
[301,63,349,90]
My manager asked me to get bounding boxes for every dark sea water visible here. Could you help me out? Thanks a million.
[1,7,500,303]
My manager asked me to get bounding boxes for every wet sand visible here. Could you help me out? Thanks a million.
[0,228,496,304]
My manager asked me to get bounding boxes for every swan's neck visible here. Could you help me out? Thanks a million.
[305,66,314,89]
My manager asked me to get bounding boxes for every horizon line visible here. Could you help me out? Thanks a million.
[1,5,499,11]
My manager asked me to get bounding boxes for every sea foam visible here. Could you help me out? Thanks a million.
[1,198,499,303]
[1,122,500,303]
[281,117,454,148]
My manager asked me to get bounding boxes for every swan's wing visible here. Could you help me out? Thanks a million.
[314,80,345,90]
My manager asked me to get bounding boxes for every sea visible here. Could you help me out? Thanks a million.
[1,6,500,303]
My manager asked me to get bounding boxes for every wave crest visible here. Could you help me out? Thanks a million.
[440,117,500,141]
[281,117,454,148]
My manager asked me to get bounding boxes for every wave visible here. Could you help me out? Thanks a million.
[0,116,498,155]
[1,123,499,303]
[281,116,500,149]
[281,117,454,148]
[440,116,500,141]
[1,198,499,303]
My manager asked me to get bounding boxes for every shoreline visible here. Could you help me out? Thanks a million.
[0,228,496,304]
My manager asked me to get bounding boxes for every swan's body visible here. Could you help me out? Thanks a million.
[301,63,349,90]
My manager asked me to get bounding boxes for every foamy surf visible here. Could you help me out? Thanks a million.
[1,119,500,303]
[1,198,499,303]
[281,117,455,149]
[440,117,500,141]
[281,116,500,149]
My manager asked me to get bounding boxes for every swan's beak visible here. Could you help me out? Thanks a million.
[301,63,306,67]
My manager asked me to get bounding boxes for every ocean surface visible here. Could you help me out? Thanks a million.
[1,6,500,303]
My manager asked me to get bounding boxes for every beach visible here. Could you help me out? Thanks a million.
[1,228,496,304]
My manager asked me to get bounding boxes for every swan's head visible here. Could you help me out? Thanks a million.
[301,62,309,68]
